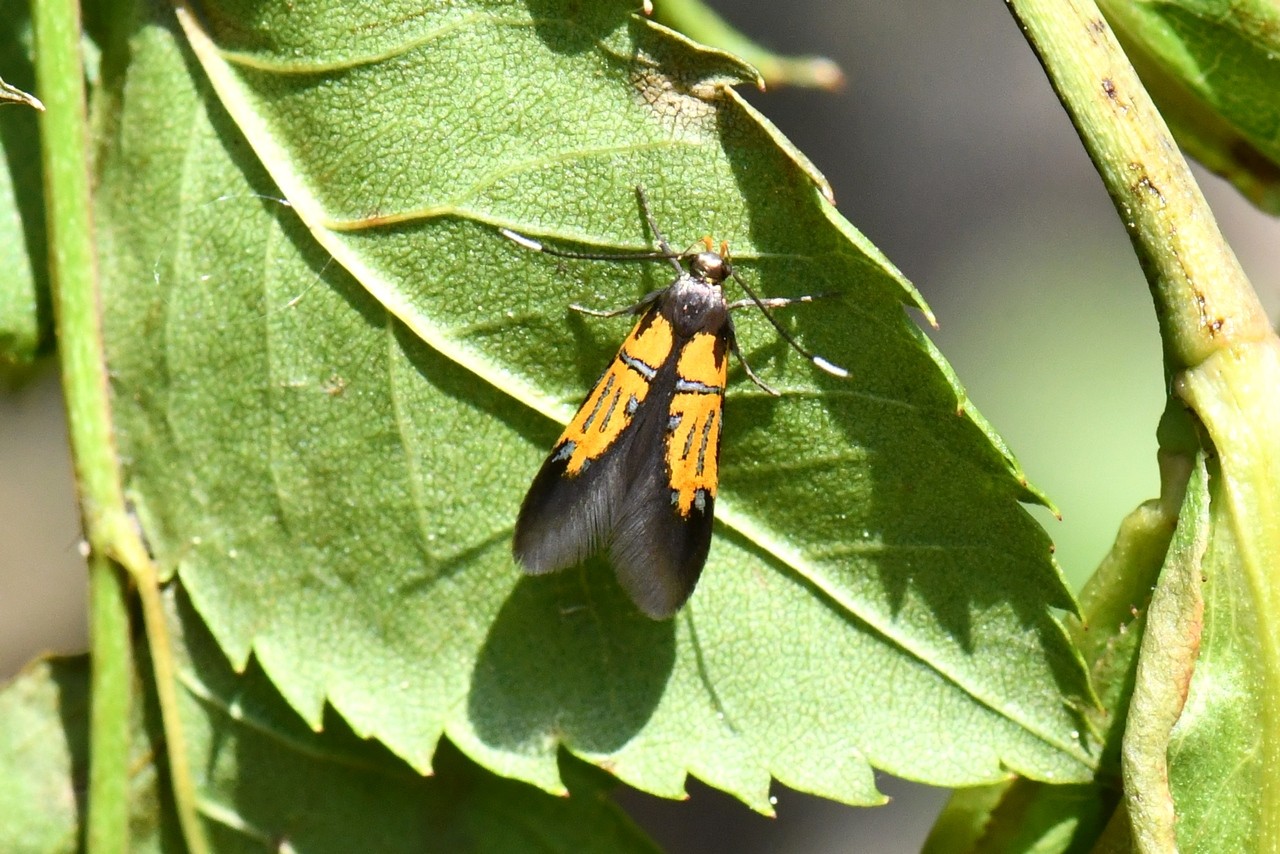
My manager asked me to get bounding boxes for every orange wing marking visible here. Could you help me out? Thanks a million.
[667,332,727,514]
[556,314,674,475]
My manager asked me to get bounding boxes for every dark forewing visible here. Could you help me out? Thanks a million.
[608,347,722,620]
[512,427,632,576]
[513,306,671,576]
[608,449,715,619]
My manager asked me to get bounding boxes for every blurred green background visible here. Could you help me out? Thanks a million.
[2,1,1275,851]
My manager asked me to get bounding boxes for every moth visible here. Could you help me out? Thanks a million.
[506,187,845,619]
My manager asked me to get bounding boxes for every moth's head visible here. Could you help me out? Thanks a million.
[688,237,731,284]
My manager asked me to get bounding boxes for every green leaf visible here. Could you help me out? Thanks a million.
[0,658,91,854]
[1121,452,1209,852]
[162,585,660,853]
[1166,310,1280,849]
[923,779,1114,854]
[1162,488,1264,852]
[919,454,1189,854]
[1160,444,1278,847]
[1099,0,1280,213]
[97,0,1094,810]
[0,4,49,375]
[0,591,658,853]
[0,656,179,853]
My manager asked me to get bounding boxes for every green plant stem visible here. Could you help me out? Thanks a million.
[86,555,132,853]
[649,0,845,90]
[1004,0,1271,368]
[32,0,131,848]
[32,0,207,851]
[1008,0,1280,848]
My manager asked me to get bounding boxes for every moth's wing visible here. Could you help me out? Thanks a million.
[608,459,715,620]
[513,308,672,576]
[514,358,714,620]
[512,429,632,575]
[608,352,723,620]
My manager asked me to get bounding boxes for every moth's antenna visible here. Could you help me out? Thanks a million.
[499,186,683,273]
[729,270,849,378]
[633,185,685,276]
[498,228,675,263]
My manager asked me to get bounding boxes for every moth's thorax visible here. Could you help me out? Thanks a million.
[662,272,728,338]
